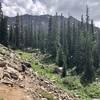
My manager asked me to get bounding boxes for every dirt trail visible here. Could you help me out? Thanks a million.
[0,84,31,100]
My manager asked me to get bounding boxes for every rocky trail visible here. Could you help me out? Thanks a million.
[0,44,77,100]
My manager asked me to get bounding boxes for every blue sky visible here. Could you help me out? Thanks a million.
[1,0,100,27]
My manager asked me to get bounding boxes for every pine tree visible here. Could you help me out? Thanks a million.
[20,16,24,49]
[47,13,59,57]
[28,16,33,47]
[72,22,82,74]
[15,13,20,48]
[81,14,84,31]
[81,32,95,84]
[86,6,89,32]
[47,15,52,53]
[90,20,95,41]
[56,46,63,67]
[0,3,8,46]
[97,32,100,67]
[33,21,37,48]
[81,6,95,84]
[9,25,13,46]
[62,52,67,77]
[1,17,8,46]
[60,13,65,48]
[67,16,72,65]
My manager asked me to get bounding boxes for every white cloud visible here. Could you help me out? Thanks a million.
[95,21,100,28]
[2,0,47,16]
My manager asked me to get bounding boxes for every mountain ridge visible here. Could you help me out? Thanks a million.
[7,14,100,33]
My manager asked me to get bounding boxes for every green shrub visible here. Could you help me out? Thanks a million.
[41,91,57,100]
[62,76,82,90]
[84,83,100,98]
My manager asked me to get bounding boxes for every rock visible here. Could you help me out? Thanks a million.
[10,72,18,80]
[21,63,26,72]
[21,61,32,68]
[37,77,44,81]
[1,77,14,86]
[53,67,63,74]
[0,61,7,67]
[19,74,24,80]
[3,72,11,79]
[0,68,3,79]
[41,98,47,100]
[0,57,4,61]
[19,84,25,88]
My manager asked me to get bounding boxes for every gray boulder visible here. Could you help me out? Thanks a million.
[53,67,63,74]
[0,61,6,67]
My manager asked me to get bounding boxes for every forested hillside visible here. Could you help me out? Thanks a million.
[0,1,100,99]
[0,2,100,83]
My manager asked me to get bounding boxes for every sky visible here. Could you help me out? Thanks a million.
[1,0,100,27]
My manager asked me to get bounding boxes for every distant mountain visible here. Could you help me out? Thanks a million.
[7,14,100,33]
[7,14,49,27]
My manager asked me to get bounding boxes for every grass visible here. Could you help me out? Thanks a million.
[16,50,100,100]
[40,90,57,100]
[0,97,3,100]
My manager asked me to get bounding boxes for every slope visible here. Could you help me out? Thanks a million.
[0,44,77,100]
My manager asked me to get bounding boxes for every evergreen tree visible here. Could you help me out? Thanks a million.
[81,32,95,84]
[15,13,20,48]
[86,6,89,32]
[72,22,82,74]
[81,6,95,84]
[81,14,84,31]
[1,17,8,46]
[28,16,33,47]
[47,14,59,57]
[60,13,65,48]
[67,16,72,65]
[9,25,13,46]
[56,46,63,67]
[0,3,8,46]
[90,20,95,41]
[97,32,100,67]
[62,52,67,77]
[20,16,24,48]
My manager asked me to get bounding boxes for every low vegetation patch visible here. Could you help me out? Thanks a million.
[40,90,57,100]
[0,97,3,100]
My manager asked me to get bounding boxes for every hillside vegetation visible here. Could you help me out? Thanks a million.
[16,49,100,100]
[0,44,78,100]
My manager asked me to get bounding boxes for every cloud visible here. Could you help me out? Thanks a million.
[1,0,100,27]
[1,0,47,16]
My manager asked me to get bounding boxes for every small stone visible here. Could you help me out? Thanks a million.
[10,72,18,80]
[0,61,7,67]
[19,84,25,88]
[41,98,47,100]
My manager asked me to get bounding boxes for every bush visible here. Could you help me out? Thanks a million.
[62,76,82,90]
[84,83,100,98]
[41,90,57,100]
